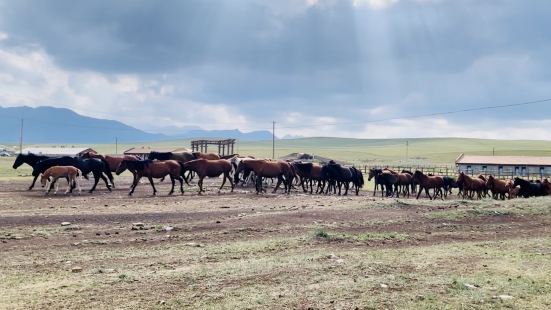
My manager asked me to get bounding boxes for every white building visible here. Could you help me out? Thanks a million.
[456,153,551,178]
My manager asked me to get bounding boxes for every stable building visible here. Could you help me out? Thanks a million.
[455,153,551,178]
[22,147,96,157]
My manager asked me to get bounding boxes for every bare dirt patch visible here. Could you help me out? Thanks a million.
[1,178,550,309]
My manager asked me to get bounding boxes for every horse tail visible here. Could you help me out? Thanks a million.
[99,158,114,181]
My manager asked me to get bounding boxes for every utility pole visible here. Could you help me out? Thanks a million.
[406,140,409,162]
[492,147,495,156]
[115,137,118,155]
[272,121,276,159]
[19,118,24,154]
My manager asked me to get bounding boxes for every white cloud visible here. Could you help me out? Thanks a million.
[353,0,398,9]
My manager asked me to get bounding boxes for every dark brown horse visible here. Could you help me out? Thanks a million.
[292,162,324,194]
[81,151,140,187]
[235,159,295,194]
[413,170,444,200]
[486,175,510,200]
[116,160,183,196]
[181,159,234,194]
[384,168,413,198]
[457,172,486,199]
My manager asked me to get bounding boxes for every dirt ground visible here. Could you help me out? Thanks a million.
[1,176,551,309]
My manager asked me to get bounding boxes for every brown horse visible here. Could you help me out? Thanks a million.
[505,180,519,199]
[486,175,510,200]
[40,166,81,195]
[457,172,486,200]
[413,170,444,200]
[116,160,183,196]
[235,159,295,194]
[181,159,234,194]
[193,152,221,160]
[292,162,324,194]
[81,151,140,187]
[384,168,413,198]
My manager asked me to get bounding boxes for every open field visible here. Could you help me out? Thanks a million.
[1,176,551,309]
[5,137,551,164]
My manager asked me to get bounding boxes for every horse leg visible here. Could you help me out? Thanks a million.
[65,177,71,194]
[88,173,100,193]
[168,176,175,195]
[178,176,184,195]
[227,173,235,192]
[416,186,422,199]
[129,176,140,196]
[29,175,39,190]
[101,173,112,191]
[273,176,283,193]
[219,174,227,193]
[197,176,205,194]
[147,176,157,196]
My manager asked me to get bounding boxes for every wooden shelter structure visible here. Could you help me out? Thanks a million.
[191,139,235,156]
[124,146,191,159]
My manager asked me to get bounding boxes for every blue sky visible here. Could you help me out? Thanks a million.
[0,0,550,139]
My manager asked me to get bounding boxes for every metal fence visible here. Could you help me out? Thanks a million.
[360,165,551,180]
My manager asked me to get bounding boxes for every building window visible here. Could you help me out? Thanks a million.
[515,166,519,176]
[467,165,471,173]
[521,166,527,176]
[541,167,545,176]
[482,165,487,173]
[498,166,503,175]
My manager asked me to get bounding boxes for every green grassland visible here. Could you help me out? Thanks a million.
[2,137,551,179]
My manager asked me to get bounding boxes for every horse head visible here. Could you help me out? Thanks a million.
[12,153,25,169]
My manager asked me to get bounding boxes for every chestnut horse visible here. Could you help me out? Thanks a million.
[181,159,234,194]
[192,152,221,160]
[40,166,81,195]
[235,159,295,194]
[116,160,183,196]
[456,172,486,199]
[485,175,510,200]
[413,170,444,200]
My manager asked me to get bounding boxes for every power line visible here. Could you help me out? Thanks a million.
[278,97,551,129]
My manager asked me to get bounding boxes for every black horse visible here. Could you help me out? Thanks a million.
[13,153,52,190]
[513,177,546,198]
[32,157,112,193]
[321,161,363,195]
[442,176,457,197]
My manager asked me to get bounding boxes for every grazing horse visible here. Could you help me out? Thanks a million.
[181,159,234,194]
[40,166,81,195]
[33,157,111,193]
[192,152,221,160]
[456,172,486,200]
[234,159,294,194]
[13,153,52,190]
[413,170,444,200]
[486,175,510,200]
[81,152,140,187]
[116,160,183,196]
[513,177,546,198]
[292,162,324,194]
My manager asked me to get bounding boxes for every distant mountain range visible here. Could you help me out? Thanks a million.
[0,106,274,143]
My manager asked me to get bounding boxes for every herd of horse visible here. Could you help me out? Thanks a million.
[11,151,551,199]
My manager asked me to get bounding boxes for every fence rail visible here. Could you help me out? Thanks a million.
[361,165,551,181]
